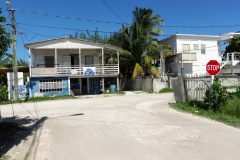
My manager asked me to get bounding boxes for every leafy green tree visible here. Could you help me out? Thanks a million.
[108,7,164,78]
[0,8,12,59]
[18,59,28,66]
[225,37,240,55]
[70,28,109,43]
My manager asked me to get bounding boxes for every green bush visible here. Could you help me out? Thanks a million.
[159,88,173,93]
[0,87,8,102]
[204,78,228,111]
[224,99,240,118]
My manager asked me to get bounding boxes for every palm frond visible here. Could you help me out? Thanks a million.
[150,66,160,78]
[132,63,143,79]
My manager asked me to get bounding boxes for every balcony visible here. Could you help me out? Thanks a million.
[166,52,197,64]
[31,64,119,77]
[178,52,197,61]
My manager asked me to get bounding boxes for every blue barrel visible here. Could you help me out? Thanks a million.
[110,85,116,92]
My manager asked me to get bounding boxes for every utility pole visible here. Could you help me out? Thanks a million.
[6,1,19,99]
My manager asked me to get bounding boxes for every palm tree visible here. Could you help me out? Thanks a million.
[125,7,164,78]
[107,7,164,78]
[0,55,12,69]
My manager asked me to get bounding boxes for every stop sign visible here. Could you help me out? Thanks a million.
[206,60,220,75]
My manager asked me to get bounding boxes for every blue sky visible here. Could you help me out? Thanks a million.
[1,0,240,61]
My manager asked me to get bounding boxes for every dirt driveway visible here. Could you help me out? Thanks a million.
[2,92,240,160]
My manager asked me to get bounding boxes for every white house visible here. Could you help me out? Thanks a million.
[162,32,240,76]
[24,37,121,97]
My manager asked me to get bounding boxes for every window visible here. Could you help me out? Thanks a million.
[44,56,54,68]
[201,44,206,54]
[85,55,94,66]
[182,44,190,53]
[39,79,63,93]
[193,44,199,51]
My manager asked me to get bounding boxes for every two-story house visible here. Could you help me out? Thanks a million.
[162,32,240,76]
[24,37,121,97]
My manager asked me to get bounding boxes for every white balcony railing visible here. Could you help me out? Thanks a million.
[56,64,119,75]
[166,52,197,64]
[178,52,197,61]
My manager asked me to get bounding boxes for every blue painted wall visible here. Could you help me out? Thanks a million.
[30,77,69,97]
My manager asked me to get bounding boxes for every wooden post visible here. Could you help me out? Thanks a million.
[87,78,90,94]
[102,78,105,92]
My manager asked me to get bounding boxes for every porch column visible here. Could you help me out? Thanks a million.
[102,78,105,92]
[117,77,120,91]
[102,48,104,74]
[117,51,120,91]
[68,77,71,95]
[117,51,120,74]
[55,49,58,72]
[79,48,82,74]
[87,78,90,94]
[28,49,32,78]
[79,78,82,94]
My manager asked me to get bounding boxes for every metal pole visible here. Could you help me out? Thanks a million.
[209,75,214,108]
[11,7,19,100]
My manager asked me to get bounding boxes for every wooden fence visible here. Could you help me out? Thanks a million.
[184,74,240,101]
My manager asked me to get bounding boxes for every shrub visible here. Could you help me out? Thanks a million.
[159,88,173,93]
[224,99,240,118]
[204,79,228,111]
[0,87,8,102]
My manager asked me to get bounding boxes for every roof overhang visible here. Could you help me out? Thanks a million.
[219,32,240,41]
[24,37,121,53]
[161,32,240,43]
[0,67,29,75]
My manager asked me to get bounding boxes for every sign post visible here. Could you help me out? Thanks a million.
[206,60,221,106]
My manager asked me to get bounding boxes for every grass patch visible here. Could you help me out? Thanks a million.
[0,95,75,105]
[171,99,240,128]
[140,90,153,93]
[159,88,173,93]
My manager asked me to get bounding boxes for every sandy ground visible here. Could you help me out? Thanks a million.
[2,92,240,160]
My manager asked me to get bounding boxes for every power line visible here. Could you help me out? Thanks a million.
[161,25,240,28]
[14,9,130,25]
[16,22,118,34]
[17,26,58,40]
[13,9,240,28]
[101,0,126,24]
[16,23,176,37]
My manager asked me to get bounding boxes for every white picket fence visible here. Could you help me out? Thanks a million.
[185,74,209,101]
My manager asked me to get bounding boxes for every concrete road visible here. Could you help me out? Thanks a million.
[2,92,240,160]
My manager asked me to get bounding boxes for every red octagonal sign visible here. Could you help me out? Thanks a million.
[206,60,220,75]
